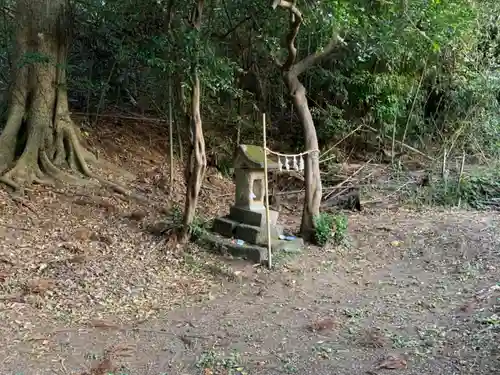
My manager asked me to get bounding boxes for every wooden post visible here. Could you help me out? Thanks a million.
[262,113,272,269]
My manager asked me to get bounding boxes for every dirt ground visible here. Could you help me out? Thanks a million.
[0,119,499,375]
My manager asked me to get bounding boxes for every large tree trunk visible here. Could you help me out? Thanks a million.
[0,0,106,192]
[284,73,321,241]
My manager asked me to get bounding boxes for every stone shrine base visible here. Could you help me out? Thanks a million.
[208,205,304,265]
[197,232,304,266]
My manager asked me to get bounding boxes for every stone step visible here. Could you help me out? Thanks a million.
[229,206,278,227]
[234,222,283,246]
[196,232,304,265]
[212,216,238,237]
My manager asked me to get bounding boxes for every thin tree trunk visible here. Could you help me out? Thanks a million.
[272,0,341,242]
[179,0,206,242]
[168,76,174,194]
[178,80,191,182]
[180,72,206,241]
[236,97,242,149]
[284,73,321,240]
[176,78,186,160]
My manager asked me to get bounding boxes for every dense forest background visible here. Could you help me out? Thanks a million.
[1,0,498,162]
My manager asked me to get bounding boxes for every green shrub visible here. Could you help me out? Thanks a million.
[313,212,349,247]
[333,214,349,245]
[168,204,208,240]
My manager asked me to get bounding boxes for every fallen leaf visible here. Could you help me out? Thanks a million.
[89,319,120,329]
[68,255,87,264]
[126,210,147,221]
[74,228,91,241]
[90,232,114,245]
[460,302,475,313]
[0,294,26,303]
[28,335,47,341]
[90,358,116,375]
[38,263,48,272]
[377,354,407,370]
[159,204,172,215]
[25,278,56,295]
[376,226,392,232]
[0,257,15,266]
[308,318,336,332]
[0,271,8,282]
[360,328,388,348]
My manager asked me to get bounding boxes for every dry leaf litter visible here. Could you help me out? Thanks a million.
[0,119,235,341]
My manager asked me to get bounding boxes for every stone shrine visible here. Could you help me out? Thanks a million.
[209,144,303,263]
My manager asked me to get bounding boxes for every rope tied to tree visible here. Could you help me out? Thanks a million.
[265,147,319,172]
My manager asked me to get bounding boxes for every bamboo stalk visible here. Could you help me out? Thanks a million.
[169,77,174,193]
[364,124,434,161]
[457,151,466,207]
[262,113,272,269]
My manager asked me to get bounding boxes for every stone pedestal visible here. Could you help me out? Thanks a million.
[229,206,278,227]
[212,205,282,246]
[207,144,303,264]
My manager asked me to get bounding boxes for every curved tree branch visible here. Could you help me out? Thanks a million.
[292,35,345,75]
[189,0,205,30]
[274,0,302,71]
[273,0,345,75]
[165,0,175,30]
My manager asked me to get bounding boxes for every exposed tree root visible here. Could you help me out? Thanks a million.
[0,115,143,202]
[0,0,146,203]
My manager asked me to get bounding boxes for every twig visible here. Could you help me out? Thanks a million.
[169,76,175,194]
[0,293,25,302]
[401,60,427,149]
[442,146,448,188]
[361,180,414,205]
[323,168,380,206]
[92,36,126,127]
[72,111,167,123]
[323,159,373,201]
[59,358,68,375]
[391,113,397,166]
[11,196,38,217]
[0,223,29,231]
[151,237,168,252]
[321,185,354,207]
[319,124,363,163]
[457,151,466,207]
[364,124,434,161]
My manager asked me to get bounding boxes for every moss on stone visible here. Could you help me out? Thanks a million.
[242,145,266,164]
[239,144,278,169]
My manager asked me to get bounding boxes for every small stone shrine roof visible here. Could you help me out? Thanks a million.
[234,144,279,170]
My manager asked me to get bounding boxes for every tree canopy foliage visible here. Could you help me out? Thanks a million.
[6,1,495,147]
[53,0,498,154]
